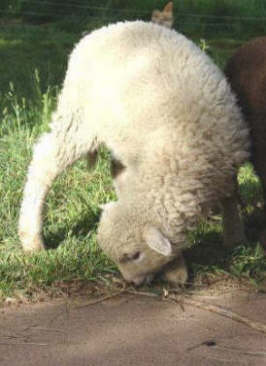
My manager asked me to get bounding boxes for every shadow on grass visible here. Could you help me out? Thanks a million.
[44,208,101,250]
[185,230,224,267]
[0,24,76,104]
[244,208,265,242]
[183,206,266,285]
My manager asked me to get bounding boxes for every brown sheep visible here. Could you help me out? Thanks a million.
[225,37,266,246]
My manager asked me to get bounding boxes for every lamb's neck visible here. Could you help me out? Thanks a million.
[143,173,214,241]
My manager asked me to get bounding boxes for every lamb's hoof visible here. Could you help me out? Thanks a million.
[162,256,188,286]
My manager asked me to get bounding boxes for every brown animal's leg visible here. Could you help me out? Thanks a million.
[222,176,246,248]
[252,144,266,248]
[260,179,266,249]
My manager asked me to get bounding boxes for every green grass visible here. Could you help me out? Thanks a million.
[0,19,265,302]
[0,84,117,299]
[0,22,78,112]
[5,0,266,38]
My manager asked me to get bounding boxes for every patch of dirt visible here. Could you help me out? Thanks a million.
[1,283,266,366]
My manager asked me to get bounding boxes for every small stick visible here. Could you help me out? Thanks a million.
[126,289,266,335]
[181,297,266,335]
[219,345,266,358]
[0,342,48,346]
[73,287,266,335]
[125,290,159,298]
[0,335,25,339]
[75,290,126,309]
[28,327,65,333]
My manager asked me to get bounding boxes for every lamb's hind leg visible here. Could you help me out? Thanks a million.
[19,113,97,252]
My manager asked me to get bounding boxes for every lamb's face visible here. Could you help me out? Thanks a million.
[97,202,175,286]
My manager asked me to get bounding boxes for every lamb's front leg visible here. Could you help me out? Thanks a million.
[19,118,96,252]
[162,253,188,285]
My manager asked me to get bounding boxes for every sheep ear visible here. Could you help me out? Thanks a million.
[163,1,173,13]
[143,226,172,256]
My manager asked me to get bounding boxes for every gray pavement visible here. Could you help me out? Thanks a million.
[0,290,266,365]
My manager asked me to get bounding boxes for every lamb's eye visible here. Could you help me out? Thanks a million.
[119,251,141,263]
[131,251,141,261]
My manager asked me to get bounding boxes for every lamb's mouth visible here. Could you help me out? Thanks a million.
[132,274,154,286]
[123,272,155,287]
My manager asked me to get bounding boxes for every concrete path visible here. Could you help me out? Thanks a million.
[1,290,266,365]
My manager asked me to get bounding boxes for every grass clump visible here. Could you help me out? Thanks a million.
[0,73,116,300]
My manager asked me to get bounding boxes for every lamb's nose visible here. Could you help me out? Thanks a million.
[128,276,145,287]
[132,274,154,287]
[130,279,143,287]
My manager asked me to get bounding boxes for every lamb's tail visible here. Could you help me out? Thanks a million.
[19,110,98,252]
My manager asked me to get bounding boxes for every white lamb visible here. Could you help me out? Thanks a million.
[19,21,250,286]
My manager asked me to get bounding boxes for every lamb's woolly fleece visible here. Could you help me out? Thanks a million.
[19,22,250,271]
